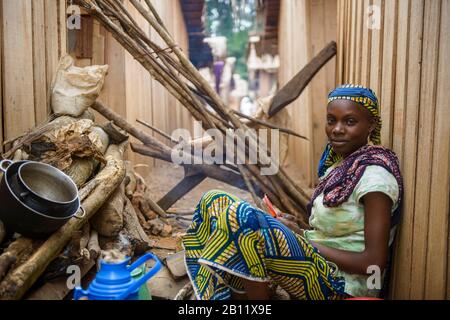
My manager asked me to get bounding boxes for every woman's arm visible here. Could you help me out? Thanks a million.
[308,191,392,275]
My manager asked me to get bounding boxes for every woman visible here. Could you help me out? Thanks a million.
[182,84,403,300]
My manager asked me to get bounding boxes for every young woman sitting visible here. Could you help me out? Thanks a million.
[182,84,403,300]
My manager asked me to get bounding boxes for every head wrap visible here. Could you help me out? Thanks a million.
[318,84,382,177]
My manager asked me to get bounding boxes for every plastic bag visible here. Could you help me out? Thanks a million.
[51,54,108,117]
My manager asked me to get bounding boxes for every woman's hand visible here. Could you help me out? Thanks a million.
[276,213,304,236]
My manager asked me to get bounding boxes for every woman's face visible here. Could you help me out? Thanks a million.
[326,99,376,158]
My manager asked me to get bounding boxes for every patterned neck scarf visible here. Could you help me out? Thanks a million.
[309,145,403,226]
[318,84,382,177]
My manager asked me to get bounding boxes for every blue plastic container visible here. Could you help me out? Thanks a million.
[73,252,161,300]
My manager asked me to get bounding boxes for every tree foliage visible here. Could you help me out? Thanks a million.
[205,0,256,79]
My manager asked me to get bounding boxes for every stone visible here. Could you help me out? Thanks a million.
[148,218,164,235]
[160,223,173,237]
[146,265,190,300]
[165,250,187,279]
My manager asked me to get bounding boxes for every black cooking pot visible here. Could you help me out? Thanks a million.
[13,161,80,217]
[0,160,85,238]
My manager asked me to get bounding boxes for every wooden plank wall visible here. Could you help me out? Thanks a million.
[336,0,450,299]
[278,0,337,187]
[0,0,67,151]
[74,0,191,174]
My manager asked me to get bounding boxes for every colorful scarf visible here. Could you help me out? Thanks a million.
[309,145,403,226]
[318,84,382,177]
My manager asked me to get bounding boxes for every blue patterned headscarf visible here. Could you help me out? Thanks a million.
[318,84,382,177]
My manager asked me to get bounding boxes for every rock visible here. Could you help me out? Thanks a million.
[165,250,187,279]
[146,265,190,300]
[148,218,164,236]
[151,237,180,251]
[272,285,291,300]
[160,223,173,237]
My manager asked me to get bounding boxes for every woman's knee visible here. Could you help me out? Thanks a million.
[199,189,232,206]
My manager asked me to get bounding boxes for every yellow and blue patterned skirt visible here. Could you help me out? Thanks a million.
[182,190,348,300]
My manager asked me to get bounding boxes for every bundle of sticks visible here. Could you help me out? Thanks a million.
[75,0,311,227]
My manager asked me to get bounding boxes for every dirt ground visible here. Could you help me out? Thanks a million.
[140,161,311,214]
[143,162,254,212]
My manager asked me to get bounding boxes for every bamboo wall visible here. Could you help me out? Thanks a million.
[337,0,450,299]
[74,0,192,174]
[278,0,337,187]
[0,0,67,153]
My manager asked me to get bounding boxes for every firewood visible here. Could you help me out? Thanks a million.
[25,258,96,300]
[79,223,91,261]
[2,116,78,159]
[268,42,337,117]
[174,282,193,300]
[0,143,126,300]
[64,158,99,188]
[40,221,90,283]
[39,231,84,282]
[0,221,5,245]
[57,124,109,186]
[166,251,187,280]
[99,231,132,258]
[166,209,195,216]
[87,230,100,261]
[79,109,96,122]
[12,149,23,161]
[99,121,129,144]
[134,189,155,221]
[160,224,173,237]
[144,190,167,218]
[148,218,164,236]
[0,238,34,282]
[90,126,110,154]
[122,197,153,255]
[131,174,156,221]
[90,183,125,237]
[124,160,137,199]
[135,207,150,230]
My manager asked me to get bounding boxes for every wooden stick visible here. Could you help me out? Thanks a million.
[104,0,216,127]
[93,101,167,150]
[231,110,308,140]
[87,230,101,261]
[122,197,154,254]
[0,221,5,245]
[82,1,210,126]
[144,192,168,218]
[268,41,337,117]
[237,164,261,209]
[129,0,241,128]
[136,119,175,143]
[25,259,96,300]
[0,238,34,282]
[174,282,193,300]
[124,161,137,199]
